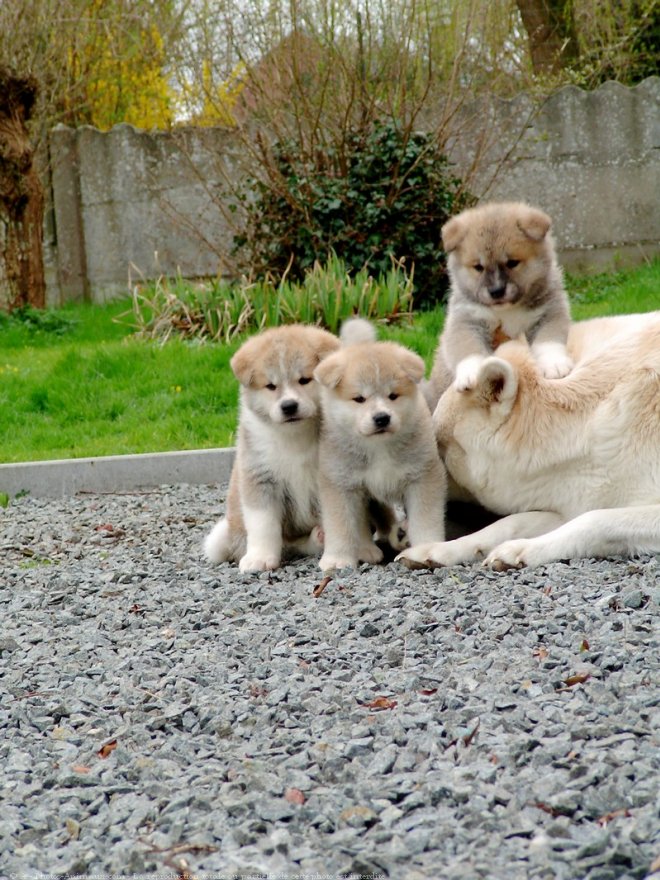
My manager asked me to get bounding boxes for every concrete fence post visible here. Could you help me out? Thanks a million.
[48,125,90,303]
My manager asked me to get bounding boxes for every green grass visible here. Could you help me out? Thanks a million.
[0,260,657,463]
[0,300,239,462]
[567,260,660,320]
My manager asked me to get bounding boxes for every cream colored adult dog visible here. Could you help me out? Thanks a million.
[315,320,447,571]
[204,324,339,572]
[399,311,660,570]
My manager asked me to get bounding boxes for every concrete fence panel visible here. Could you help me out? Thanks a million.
[47,123,241,304]
[467,77,660,271]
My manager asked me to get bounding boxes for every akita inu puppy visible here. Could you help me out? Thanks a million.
[425,201,573,411]
[315,319,447,571]
[204,324,339,572]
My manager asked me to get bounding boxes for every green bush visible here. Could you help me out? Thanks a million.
[0,306,77,335]
[233,119,473,308]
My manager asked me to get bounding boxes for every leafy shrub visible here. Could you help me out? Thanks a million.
[233,119,473,308]
[121,253,414,343]
[0,306,77,335]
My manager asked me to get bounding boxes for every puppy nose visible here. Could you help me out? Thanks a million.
[373,412,391,429]
[280,399,298,416]
[489,286,506,300]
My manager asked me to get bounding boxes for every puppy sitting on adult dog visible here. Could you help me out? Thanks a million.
[314,319,447,571]
[204,324,339,572]
[425,201,573,411]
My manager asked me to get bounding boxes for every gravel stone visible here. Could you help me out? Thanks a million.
[1,484,658,879]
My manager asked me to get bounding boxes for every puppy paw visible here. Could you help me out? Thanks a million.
[396,554,434,571]
[239,551,280,572]
[533,343,573,380]
[293,526,324,556]
[540,355,573,380]
[319,552,358,572]
[359,542,384,564]
[454,355,486,392]
[310,525,325,549]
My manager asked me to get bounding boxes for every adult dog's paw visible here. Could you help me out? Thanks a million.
[396,542,445,569]
[485,540,530,571]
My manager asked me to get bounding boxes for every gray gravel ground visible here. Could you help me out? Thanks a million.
[1,484,659,880]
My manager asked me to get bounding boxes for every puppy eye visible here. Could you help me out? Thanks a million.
[353,395,366,404]
[506,259,520,269]
[474,263,484,272]
[298,377,312,385]
[265,383,277,391]
[388,393,399,401]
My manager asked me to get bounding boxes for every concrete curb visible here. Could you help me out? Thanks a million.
[0,448,236,499]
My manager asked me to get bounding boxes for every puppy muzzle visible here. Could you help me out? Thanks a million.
[488,285,507,301]
[372,412,391,433]
[280,398,300,420]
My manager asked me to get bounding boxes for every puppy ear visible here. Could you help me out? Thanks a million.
[309,327,341,361]
[441,215,466,253]
[230,340,257,385]
[517,206,551,242]
[396,347,426,383]
[470,357,518,408]
[314,353,344,388]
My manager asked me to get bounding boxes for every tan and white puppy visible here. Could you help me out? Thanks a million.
[204,324,340,572]
[315,319,447,571]
[399,311,660,570]
[424,201,573,411]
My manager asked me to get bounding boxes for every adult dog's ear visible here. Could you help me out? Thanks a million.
[314,352,344,389]
[517,205,551,242]
[441,215,466,253]
[470,357,518,409]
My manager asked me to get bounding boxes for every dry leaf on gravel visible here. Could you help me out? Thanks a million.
[97,739,117,759]
[360,696,397,711]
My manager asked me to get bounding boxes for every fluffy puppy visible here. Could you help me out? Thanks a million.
[424,201,573,411]
[204,324,340,572]
[314,320,447,571]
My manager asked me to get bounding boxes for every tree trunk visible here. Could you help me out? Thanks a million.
[0,68,46,311]
[516,0,579,76]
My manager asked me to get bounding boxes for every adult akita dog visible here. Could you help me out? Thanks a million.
[399,311,660,570]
